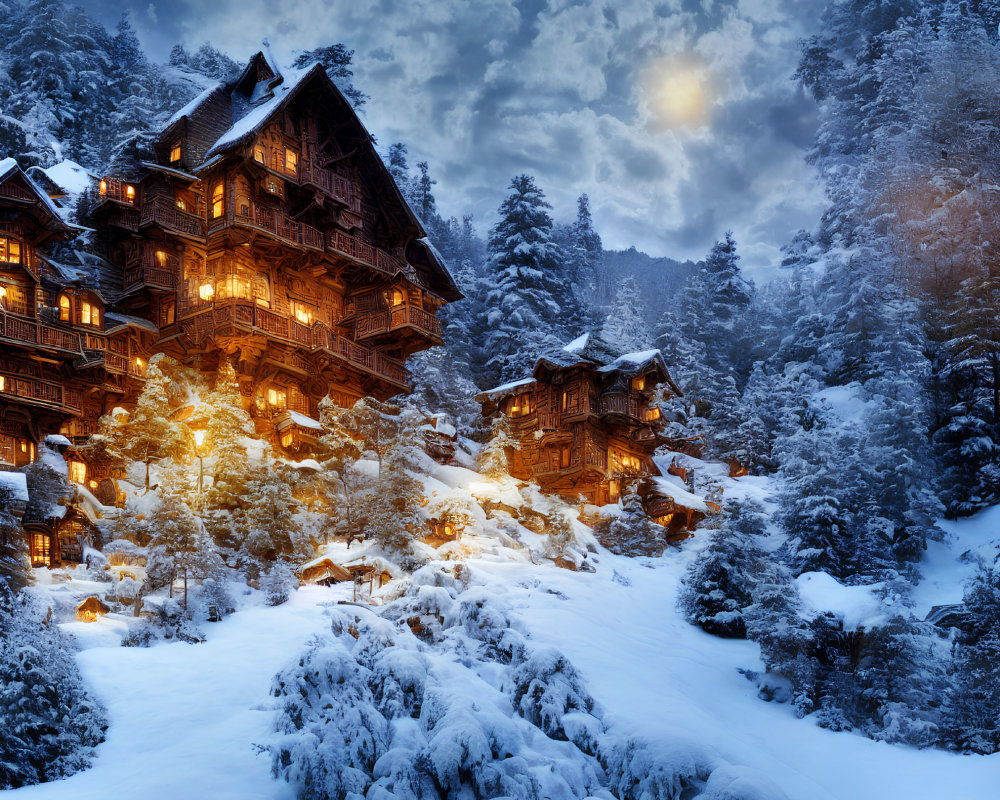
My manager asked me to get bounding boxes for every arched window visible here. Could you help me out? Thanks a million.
[211,182,225,219]
[59,294,71,322]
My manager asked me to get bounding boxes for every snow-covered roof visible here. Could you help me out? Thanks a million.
[0,471,29,502]
[163,81,223,129]
[0,159,71,231]
[286,410,322,430]
[140,161,200,182]
[596,349,663,374]
[37,160,95,195]
[44,434,72,448]
[277,457,323,472]
[105,312,159,336]
[649,476,710,513]
[476,377,536,402]
[205,65,316,159]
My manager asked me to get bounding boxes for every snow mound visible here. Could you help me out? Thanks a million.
[795,572,887,631]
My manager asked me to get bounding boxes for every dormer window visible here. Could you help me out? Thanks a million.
[0,237,21,264]
[254,145,266,164]
[81,300,100,327]
[632,375,647,391]
[284,148,297,176]
[59,294,71,322]
[211,182,224,218]
[169,142,182,162]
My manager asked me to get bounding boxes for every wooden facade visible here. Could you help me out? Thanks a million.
[477,335,703,525]
[0,161,153,477]
[89,52,460,446]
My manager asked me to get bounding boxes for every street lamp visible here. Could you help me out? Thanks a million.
[193,429,206,494]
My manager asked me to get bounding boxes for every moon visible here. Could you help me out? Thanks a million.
[643,56,710,130]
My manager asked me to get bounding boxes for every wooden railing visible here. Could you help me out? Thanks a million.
[0,182,36,202]
[356,305,443,340]
[141,197,205,238]
[538,412,559,431]
[97,177,135,205]
[125,249,179,292]
[0,372,82,412]
[104,206,140,232]
[215,204,323,251]
[597,394,659,423]
[0,314,81,354]
[328,230,408,278]
[301,165,361,213]
[181,300,409,388]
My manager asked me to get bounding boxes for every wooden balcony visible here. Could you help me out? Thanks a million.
[97,177,136,206]
[103,206,140,232]
[0,314,81,355]
[124,250,179,292]
[178,300,409,390]
[140,197,205,239]
[597,394,657,423]
[301,164,362,213]
[0,372,82,413]
[328,230,407,277]
[355,305,443,341]
[210,204,323,251]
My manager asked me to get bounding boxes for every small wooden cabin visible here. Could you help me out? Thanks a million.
[477,334,707,528]
[297,556,353,586]
[76,595,110,622]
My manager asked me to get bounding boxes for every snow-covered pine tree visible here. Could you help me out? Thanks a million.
[483,175,580,386]
[680,500,770,638]
[292,42,365,107]
[0,485,27,597]
[0,592,107,788]
[601,276,651,354]
[146,493,222,608]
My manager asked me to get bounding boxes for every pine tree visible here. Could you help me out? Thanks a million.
[601,276,651,354]
[292,42,365,107]
[483,175,577,385]
[477,417,520,480]
[147,493,222,608]
[0,486,27,597]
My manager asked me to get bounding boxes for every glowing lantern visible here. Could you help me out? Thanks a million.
[99,180,107,196]
[193,429,205,448]
[200,283,214,301]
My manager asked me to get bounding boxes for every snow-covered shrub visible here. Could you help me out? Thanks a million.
[505,646,595,740]
[270,635,391,799]
[121,620,161,648]
[196,577,236,619]
[593,507,668,557]
[0,594,107,788]
[599,736,708,800]
[261,561,297,607]
[451,591,527,664]
[142,598,205,644]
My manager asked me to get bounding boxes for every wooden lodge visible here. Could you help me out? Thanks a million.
[476,334,707,528]
[88,51,461,449]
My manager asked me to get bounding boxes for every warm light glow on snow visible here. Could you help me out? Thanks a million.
[643,56,709,129]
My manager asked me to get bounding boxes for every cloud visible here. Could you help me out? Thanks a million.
[100,0,827,278]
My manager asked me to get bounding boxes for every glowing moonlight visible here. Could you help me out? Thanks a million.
[643,57,709,129]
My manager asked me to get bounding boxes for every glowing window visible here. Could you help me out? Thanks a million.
[176,199,186,212]
[0,238,20,264]
[267,388,287,408]
[252,275,270,308]
[81,301,100,326]
[125,185,135,203]
[99,180,107,196]
[59,294,71,321]
[199,283,214,301]
[170,142,182,162]
[280,430,293,447]
[632,375,647,391]
[510,393,531,417]
[211,182,224,218]
[154,250,167,267]
[69,461,86,484]
[646,407,661,421]
[284,148,297,175]
[384,288,404,307]
[0,376,5,391]
[290,300,313,324]
[254,145,266,164]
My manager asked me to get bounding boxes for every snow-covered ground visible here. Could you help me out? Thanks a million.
[11,466,1000,798]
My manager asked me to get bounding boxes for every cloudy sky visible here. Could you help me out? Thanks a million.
[80,0,827,276]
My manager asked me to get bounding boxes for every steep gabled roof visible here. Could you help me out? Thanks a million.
[0,159,72,236]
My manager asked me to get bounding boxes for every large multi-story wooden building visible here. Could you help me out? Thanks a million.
[89,51,460,442]
[0,159,154,469]
[1,51,460,566]
[477,335,708,531]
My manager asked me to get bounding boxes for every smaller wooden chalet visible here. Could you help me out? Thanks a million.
[477,334,704,527]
